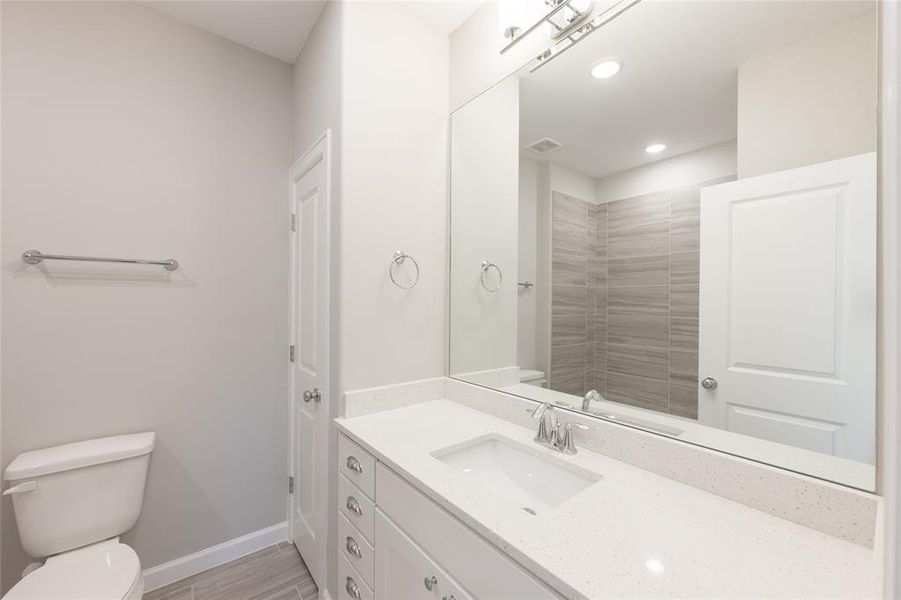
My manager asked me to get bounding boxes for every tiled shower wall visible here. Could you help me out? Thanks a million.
[549,177,734,419]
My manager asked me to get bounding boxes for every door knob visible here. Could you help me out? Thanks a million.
[424,576,438,591]
[701,377,718,390]
[303,388,322,403]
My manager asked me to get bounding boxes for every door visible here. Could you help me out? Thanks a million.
[290,132,331,586]
[698,153,876,462]
[374,509,473,600]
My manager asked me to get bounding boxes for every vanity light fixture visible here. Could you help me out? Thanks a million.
[645,143,666,154]
[589,58,622,80]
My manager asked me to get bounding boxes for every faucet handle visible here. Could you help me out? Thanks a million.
[560,421,590,454]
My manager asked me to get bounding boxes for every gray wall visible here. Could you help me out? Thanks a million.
[1,1,292,589]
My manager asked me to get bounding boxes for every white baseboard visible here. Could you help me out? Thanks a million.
[142,522,288,592]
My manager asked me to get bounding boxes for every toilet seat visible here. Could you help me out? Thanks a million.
[5,541,143,600]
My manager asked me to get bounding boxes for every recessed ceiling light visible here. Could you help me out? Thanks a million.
[645,143,666,154]
[589,58,622,80]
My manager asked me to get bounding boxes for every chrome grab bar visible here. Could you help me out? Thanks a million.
[22,249,179,271]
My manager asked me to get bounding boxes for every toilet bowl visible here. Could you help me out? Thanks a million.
[2,432,155,599]
[5,540,143,600]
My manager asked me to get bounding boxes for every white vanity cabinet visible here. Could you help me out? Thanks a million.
[337,432,562,600]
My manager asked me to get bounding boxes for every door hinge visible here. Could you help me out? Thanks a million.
[288,476,294,494]
[289,345,296,363]
[290,213,297,232]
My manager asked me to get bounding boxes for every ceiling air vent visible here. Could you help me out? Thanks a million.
[525,137,563,155]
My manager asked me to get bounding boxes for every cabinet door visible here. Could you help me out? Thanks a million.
[375,508,473,600]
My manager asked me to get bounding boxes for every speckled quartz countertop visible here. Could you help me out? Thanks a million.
[336,400,882,600]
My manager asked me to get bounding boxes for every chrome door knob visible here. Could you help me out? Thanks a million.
[424,576,438,591]
[303,388,322,403]
[701,377,718,390]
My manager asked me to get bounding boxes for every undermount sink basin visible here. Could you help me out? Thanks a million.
[432,435,602,514]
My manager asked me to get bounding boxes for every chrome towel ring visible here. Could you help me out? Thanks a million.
[389,250,420,289]
[480,261,503,293]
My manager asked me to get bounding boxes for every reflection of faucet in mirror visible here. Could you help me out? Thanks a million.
[582,389,602,412]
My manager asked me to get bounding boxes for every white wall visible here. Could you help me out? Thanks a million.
[449,77,519,375]
[291,2,343,597]
[293,3,449,596]
[596,140,738,203]
[1,1,292,590]
[737,11,877,178]
[549,161,597,204]
[339,3,449,392]
[518,157,539,370]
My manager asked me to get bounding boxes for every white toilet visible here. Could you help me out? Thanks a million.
[3,432,156,599]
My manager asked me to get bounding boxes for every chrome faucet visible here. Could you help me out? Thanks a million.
[582,389,602,412]
[531,402,590,454]
[531,402,559,447]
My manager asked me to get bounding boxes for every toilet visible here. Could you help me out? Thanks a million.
[3,432,156,599]
[519,369,548,388]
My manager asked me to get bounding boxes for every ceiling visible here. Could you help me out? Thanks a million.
[518,1,876,179]
[397,1,485,34]
[142,1,327,63]
[143,1,484,64]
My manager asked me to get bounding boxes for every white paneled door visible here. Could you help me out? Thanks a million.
[698,153,876,462]
[290,132,331,587]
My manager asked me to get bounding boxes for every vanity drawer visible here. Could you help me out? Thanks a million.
[376,463,561,600]
[339,433,376,499]
[339,512,375,588]
[339,473,374,543]
[338,552,374,600]
[375,507,473,600]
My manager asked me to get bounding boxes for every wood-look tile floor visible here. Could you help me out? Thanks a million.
[144,542,318,600]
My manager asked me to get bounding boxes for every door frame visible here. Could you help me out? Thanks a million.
[287,130,332,580]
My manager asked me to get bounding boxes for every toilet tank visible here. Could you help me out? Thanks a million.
[3,432,155,558]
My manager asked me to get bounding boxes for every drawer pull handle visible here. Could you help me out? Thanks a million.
[346,576,362,600]
[346,496,363,516]
[346,456,364,474]
[424,576,438,591]
[346,536,363,558]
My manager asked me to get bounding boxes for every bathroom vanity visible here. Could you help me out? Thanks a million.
[335,388,880,600]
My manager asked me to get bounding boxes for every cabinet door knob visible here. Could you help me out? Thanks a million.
[424,575,438,591]
[346,456,364,473]
[701,377,718,390]
[345,577,361,600]
[346,536,362,558]
[346,496,363,516]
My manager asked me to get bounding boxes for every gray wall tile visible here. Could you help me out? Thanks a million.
[608,254,670,286]
[670,186,700,220]
[554,192,590,226]
[608,285,670,317]
[671,250,699,285]
[670,382,699,419]
[607,192,669,229]
[669,350,699,382]
[671,216,699,253]
[608,314,669,348]
[552,249,587,286]
[670,317,699,351]
[552,314,587,347]
[607,372,669,412]
[608,221,671,259]
[553,285,587,314]
[671,284,699,319]
[608,344,669,380]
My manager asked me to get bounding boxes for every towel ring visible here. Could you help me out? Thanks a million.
[389,250,420,289]
[480,261,503,293]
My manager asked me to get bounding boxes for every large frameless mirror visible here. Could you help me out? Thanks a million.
[449,0,878,490]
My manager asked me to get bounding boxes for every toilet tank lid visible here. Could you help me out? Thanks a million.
[5,432,156,481]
